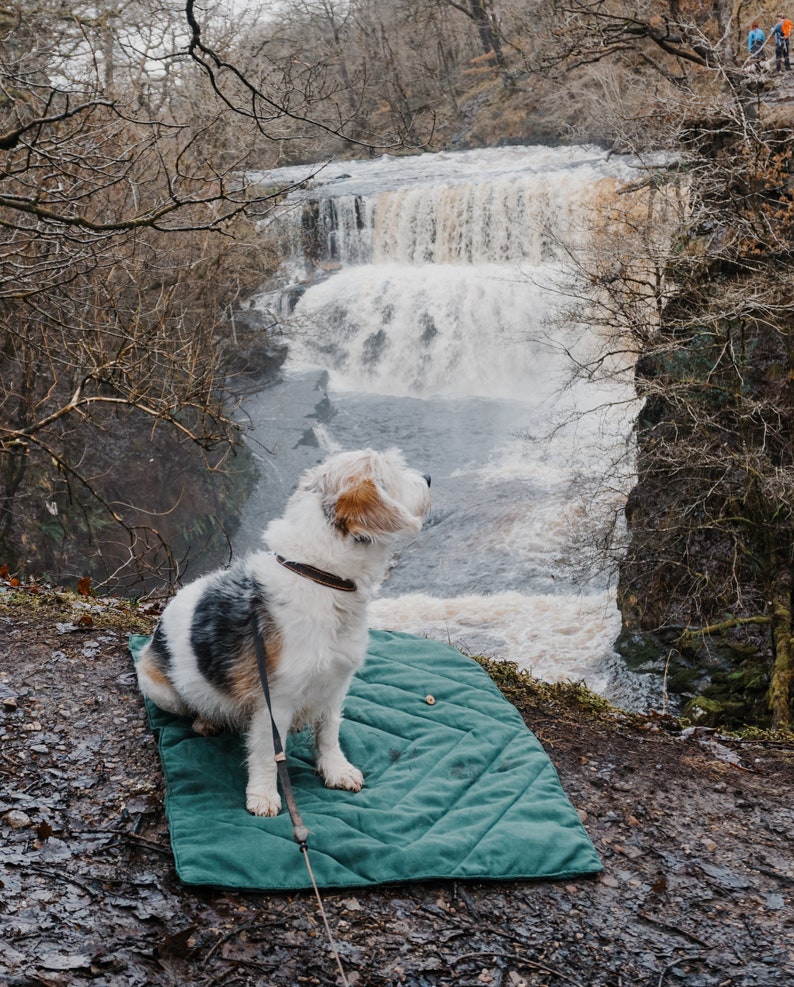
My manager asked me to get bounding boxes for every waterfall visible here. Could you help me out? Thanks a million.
[241,146,662,708]
[286,265,562,399]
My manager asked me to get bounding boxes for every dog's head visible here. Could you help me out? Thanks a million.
[301,448,431,542]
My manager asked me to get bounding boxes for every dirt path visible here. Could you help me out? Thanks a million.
[1,587,792,987]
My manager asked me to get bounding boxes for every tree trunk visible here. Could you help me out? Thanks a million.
[768,569,794,729]
[447,0,512,84]
[468,0,507,70]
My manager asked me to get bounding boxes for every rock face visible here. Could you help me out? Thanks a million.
[0,306,289,595]
[218,306,289,381]
[614,161,794,727]
[615,351,778,727]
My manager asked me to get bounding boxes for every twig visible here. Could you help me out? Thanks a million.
[657,953,703,987]
[450,950,580,984]
[638,912,711,949]
[123,832,174,855]
[203,910,290,966]
[0,749,22,768]
[29,864,100,899]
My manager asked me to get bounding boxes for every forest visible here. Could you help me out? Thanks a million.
[1,0,793,728]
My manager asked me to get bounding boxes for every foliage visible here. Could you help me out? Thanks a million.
[473,653,630,722]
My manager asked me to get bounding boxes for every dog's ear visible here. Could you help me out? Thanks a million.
[299,462,331,495]
[334,478,421,539]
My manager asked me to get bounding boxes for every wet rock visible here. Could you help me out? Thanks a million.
[5,809,32,828]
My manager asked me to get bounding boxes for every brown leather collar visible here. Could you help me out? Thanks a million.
[275,554,357,592]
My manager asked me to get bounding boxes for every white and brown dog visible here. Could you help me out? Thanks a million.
[136,448,431,816]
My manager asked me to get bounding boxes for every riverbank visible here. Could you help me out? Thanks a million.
[1,583,792,986]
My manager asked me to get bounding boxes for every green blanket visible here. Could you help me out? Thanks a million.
[130,630,601,890]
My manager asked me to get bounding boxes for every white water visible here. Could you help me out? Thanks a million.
[239,145,661,709]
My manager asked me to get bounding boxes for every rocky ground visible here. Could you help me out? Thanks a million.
[1,582,793,987]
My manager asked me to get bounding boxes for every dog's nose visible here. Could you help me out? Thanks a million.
[423,473,431,487]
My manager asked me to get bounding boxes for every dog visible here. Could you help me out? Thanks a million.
[135,448,431,816]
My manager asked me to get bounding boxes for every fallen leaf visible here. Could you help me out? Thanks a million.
[157,925,196,959]
[39,953,93,971]
[5,809,32,829]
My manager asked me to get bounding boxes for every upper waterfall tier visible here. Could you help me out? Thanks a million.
[253,145,646,276]
[249,145,667,398]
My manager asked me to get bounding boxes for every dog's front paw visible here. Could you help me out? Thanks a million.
[319,758,365,792]
[246,790,282,817]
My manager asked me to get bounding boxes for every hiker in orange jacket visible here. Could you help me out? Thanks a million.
[771,15,792,71]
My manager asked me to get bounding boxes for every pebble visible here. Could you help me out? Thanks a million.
[5,809,32,829]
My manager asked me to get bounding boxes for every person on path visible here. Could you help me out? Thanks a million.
[771,15,792,71]
[748,22,766,70]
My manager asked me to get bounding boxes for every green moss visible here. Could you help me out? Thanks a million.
[0,585,156,636]
[472,654,624,721]
[683,695,725,723]
[472,650,790,738]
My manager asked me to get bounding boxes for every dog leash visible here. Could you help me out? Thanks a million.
[250,611,351,987]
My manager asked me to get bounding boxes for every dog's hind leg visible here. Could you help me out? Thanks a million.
[136,651,191,719]
[190,715,222,736]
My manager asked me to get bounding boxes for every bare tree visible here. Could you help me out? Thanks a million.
[5,0,497,588]
[443,0,510,78]
[212,0,479,155]
[0,1,351,588]
[618,132,794,729]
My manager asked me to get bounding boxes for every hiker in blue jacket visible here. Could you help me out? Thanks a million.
[771,15,792,71]
[748,22,766,70]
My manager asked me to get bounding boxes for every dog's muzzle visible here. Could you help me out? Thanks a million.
[423,474,431,487]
